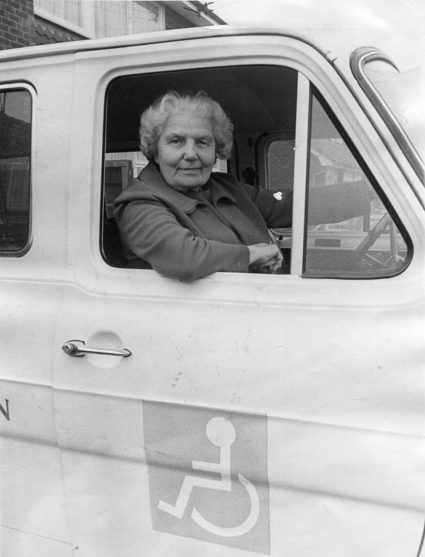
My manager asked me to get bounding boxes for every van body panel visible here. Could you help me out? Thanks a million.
[0,26,424,556]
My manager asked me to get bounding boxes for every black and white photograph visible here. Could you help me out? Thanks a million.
[0,1,424,556]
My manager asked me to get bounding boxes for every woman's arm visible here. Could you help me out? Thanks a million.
[243,180,371,227]
[117,199,252,281]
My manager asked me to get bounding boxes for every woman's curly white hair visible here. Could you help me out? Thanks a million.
[139,90,234,161]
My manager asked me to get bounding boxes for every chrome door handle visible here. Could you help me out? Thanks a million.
[62,339,132,358]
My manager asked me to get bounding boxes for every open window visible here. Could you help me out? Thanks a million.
[101,64,298,268]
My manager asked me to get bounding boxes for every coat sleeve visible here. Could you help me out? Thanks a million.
[240,180,371,226]
[240,182,293,227]
[306,181,371,225]
[116,199,250,282]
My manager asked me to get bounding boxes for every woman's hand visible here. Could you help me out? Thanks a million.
[248,243,283,274]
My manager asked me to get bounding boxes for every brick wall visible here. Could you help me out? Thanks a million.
[0,0,35,49]
[0,1,219,50]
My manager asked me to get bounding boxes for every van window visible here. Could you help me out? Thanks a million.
[101,66,410,278]
[101,65,298,268]
[258,133,295,192]
[303,91,410,278]
[0,89,32,254]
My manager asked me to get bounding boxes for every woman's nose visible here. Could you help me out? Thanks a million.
[183,140,197,159]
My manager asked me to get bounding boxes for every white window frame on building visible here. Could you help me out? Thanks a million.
[33,1,167,39]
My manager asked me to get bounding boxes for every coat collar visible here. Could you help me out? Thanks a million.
[137,162,237,214]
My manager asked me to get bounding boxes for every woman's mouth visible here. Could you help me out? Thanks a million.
[179,167,201,173]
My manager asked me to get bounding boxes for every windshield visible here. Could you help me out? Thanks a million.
[364,60,424,157]
[353,50,424,180]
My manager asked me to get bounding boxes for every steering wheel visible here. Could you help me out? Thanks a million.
[351,212,393,269]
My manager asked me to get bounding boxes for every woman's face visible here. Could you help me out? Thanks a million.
[155,111,216,191]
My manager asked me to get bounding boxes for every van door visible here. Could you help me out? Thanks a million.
[0,85,72,555]
[53,34,425,557]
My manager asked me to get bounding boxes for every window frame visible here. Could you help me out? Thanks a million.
[35,1,165,40]
[0,83,35,258]
[256,130,296,191]
[95,37,417,283]
[301,85,413,279]
[100,63,301,272]
[34,2,94,39]
[290,72,310,276]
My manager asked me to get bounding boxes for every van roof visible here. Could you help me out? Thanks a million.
[1,23,419,76]
[0,26,362,67]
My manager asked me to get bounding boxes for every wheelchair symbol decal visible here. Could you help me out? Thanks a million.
[158,417,260,537]
[143,402,270,554]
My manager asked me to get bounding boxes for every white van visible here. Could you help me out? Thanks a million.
[0,24,424,557]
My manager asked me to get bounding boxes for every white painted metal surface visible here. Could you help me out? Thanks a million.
[0,23,423,557]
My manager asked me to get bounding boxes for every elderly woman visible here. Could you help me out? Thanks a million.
[114,91,369,281]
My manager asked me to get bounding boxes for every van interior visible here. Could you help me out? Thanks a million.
[102,65,297,269]
[101,64,410,278]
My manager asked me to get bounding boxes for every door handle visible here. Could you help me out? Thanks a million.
[62,339,132,358]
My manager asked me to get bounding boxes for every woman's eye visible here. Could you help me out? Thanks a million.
[166,135,183,144]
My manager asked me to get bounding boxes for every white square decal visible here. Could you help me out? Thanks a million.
[143,402,270,554]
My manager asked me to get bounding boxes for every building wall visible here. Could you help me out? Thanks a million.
[34,18,84,45]
[0,1,223,50]
[0,0,34,49]
[165,5,195,30]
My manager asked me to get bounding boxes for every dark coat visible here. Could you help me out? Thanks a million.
[113,163,292,281]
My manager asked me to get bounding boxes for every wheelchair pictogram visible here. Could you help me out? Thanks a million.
[158,416,260,537]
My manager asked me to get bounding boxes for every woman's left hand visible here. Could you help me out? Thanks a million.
[253,258,283,274]
[249,245,283,274]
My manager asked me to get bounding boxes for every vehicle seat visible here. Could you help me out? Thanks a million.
[101,208,127,268]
